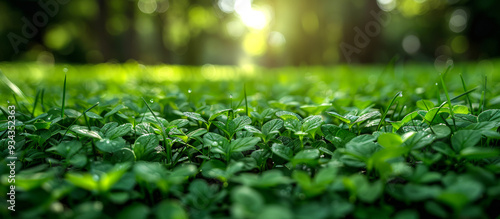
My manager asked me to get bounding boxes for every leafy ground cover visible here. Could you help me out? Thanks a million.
[1,62,500,219]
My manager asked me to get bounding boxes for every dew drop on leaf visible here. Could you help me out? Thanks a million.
[63,68,68,73]
[188,89,192,94]
[150,99,154,103]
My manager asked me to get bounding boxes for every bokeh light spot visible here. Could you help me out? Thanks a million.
[218,0,236,13]
[243,32,266,56]
[268,31,286,47]
[451,35,469,54]
[402,35,421,54]
[44,26,71,50]
[138,0,158,14]
[377,0,396,12]
[449,9,467,33]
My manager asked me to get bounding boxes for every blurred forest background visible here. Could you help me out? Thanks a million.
[1,0,499,67]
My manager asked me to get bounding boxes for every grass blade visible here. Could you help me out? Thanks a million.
[439,66,455,127]
[459,73,474,115]
[142,97,171,162]
[41,88,46,112]
[32,89,41,118]
[482,75,487,112]
[377,91,403,131]
[0,70,30,104]
[244,84,249,117]
[60,102,100,142]
[61,72,67,118]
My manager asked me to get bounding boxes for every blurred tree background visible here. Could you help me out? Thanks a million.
[1,0,499,67]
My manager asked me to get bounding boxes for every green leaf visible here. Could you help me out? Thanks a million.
[416,99,435,110]
[301,115,323,133]
[85,111,103,119]
[70,154,87,167]
[271,143,293,160]
[33,120,51,130]
[66,173,98,191]
[460,147,500,159]
[478,109,500,122]
[452,105,469,114]
[117,203,149,219]
[292,149,320,165]
[262,119,283,135]
[345,135,379,158]
[168,119,189,128]
[99,163,131,192]
[424,107,450,125]
[357,180,383,203]
[451,130,482,152]
[186,128,207,138]
[228,116,252,134]
[437,192,469,210]
[402,132,435,150]
[47,140,82,158]
[429,124,451,139]
[209,109,231,120]
[276,111,302,120]
[111,148,136,163]
[283,119,301,132]
[105,123,133,139]
[134,161,168,183]
[465,121,498,130]
[183,112,207,123]
[326,111,351,124]
[403,184,442,201]
[230,137,260,153]
[257,205,294,219]
[231,186,264,218]
[155,201,188,219]
[71,125,102,139]
[244,125,262,135]
[377,133,402,148]
[322,124,356,148]
[393,111,422,130]
[351,111,381,128]
[204,132,229,154]
[105,105,126,118]
[96,137,126,153]
[232,170,291,187]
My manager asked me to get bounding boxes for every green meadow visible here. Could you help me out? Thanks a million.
[1,61,500,218]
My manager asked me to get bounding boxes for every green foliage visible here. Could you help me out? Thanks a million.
[1,64,500,219]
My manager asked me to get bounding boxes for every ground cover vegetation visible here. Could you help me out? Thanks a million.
[1,62,500,218]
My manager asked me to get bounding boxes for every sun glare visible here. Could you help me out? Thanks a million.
[239,9,268,30]
[219,0,269,30]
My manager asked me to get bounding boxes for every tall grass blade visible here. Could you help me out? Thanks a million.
[0,70,30,104]
[32,89,41,118]
[377,91,402,131]
[60,102,100,142]
[61,72,67,118]
[439,66,455,127]
[244,84,249,117]
[483,75,487,112]
[41,88,46,112]
[142,97,171,161]
[459,73,474,115]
